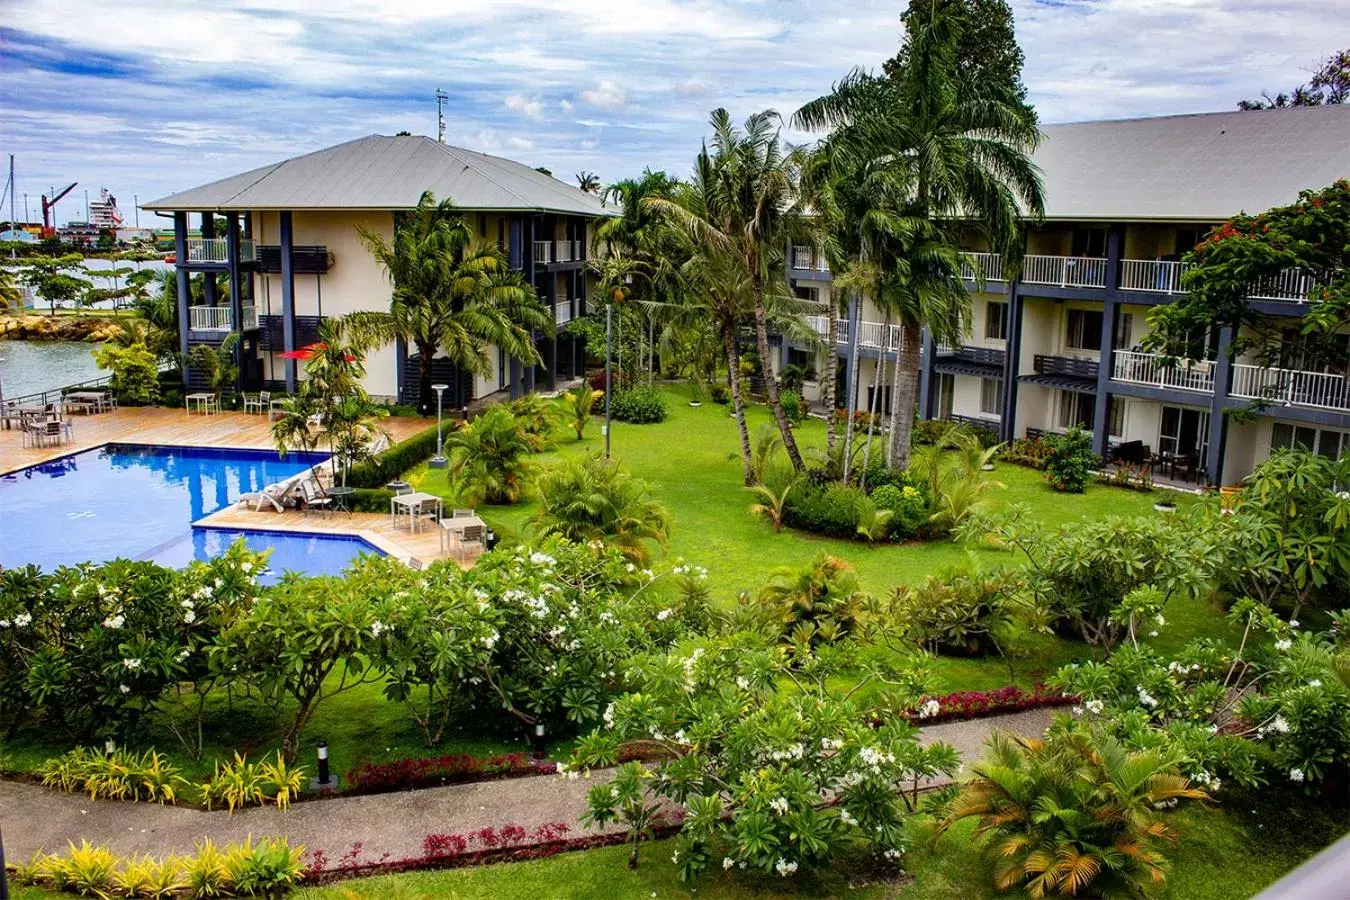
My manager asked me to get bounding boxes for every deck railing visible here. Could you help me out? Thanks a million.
[1247,269,1317,302]
[555,300,573,326]
[185,238,255,263]
[791,246,829,272]
[188,304,257,331]
[533,241,552,264]
[1021,255,1108,289]
[960,252,1005,283]
[554,240,581,263]
[1112,350,1214,393]
[1230,364,1350,411]
[1120,259,1190,295]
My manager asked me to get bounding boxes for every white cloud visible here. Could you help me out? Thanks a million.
[581,79,629,110]
[505,93,544,121]
[560,99,574,114]
[580,137,600,150]
[507,135,535,150]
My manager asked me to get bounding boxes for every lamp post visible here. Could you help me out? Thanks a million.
[429,383,449,469]
[604,302,612,458]
[311,739,337,791]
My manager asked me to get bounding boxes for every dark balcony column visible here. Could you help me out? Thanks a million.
[918,327,935,420]
[201,213,218,308]
[999,284,1024,441]
[1206,325,1235,486]
[1105,223,1125,294]
[173,212,191,388]
[1092,294,1118,456]
[395,337,408,405]
[508,216,523,270]
[225,212,244,391]
[280,210,297,392]
[544,275,558,391]
[509,357,523,400]
[845,296,862,412]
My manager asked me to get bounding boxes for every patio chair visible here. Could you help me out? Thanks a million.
[245,473,305,512]
[268,397,290,420]
[414,496,441,529]
[243,390,271,415]
[456,523,485,562]
[453,508,475,518]
[299,478,333,515]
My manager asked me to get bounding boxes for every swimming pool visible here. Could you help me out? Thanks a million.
[0,444,382,581]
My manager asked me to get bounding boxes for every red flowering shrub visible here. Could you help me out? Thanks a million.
[345,752,553,794]
[903,684,1075,725]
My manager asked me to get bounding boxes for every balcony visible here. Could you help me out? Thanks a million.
[258,314,324,350]
[555,299,573,326]
[805,314,847,343]
[554,240,582,263]
[1248,269,1318,302]
[1112,350,1214,394]
[855,320,902,351]
[960,252,1005,283]
[1021,255,1108,289]
[791,246,830,273]
[1231,364,1349,412]
[255,245,331,274]
[533,241,552,264]
[1034,355,1100,379]
[188,304,257,331]
[185,238,255,264]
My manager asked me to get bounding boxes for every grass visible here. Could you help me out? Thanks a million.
[0,383,1230,779]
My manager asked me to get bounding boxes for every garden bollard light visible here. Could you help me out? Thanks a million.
[532,721,547,760]
[429,383,449,468]
[317,740,332,785]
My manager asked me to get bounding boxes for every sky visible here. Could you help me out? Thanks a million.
[2,0,1350,226]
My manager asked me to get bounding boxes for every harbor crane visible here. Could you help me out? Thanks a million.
[41,182,77,237]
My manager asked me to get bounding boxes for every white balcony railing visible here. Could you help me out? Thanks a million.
[1112,350,1215,394]
[1231,364,1350,411]
[554,240,581,263]
[1248,269,1317,302]
[856,320,903,351]
[961,252,1005,283]
[188,304,256,331]
[791,246,829,273]
[806,315,851,345]
[1021,255,1108,289]
[555,300,572,326]
[533,241,552,264]
[184,237,255,263]
[1120,259,1190,295]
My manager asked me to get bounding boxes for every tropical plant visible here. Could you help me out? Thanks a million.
[582,762,664,869]
[19,253,91,313]
[910,425,1003,535]
[346,191,548,414]
[854,496,894,542]
[530,455,673,564]
[1042,426,1098,493]
[508,392,562,451]
[609,385,668,423]
[758,552,867,646]
[184,333,240,399]
[794,0,1044,470]
[942,724,1207,898]
[445,406,535,504]
[566,385,601,439]
[576,171,602,194]
[746,465,801,534]
[887,563,1025,657]
[749,422,783,484]
[94,342,160,405]
[40,747,188,804]
[569,631,956,881]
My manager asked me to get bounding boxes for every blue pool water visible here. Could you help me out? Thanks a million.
[0,444,381,580]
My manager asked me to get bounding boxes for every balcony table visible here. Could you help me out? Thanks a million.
[65,391,113,414]
[326,485,356,516]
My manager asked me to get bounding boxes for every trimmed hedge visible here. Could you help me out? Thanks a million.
[609,385,668,423]
[345,424,441,488]
[350,487,396,513]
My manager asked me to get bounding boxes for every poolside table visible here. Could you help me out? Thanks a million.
[390,491,442,533]
[185,393,219,416]
[66,391,112,414]
[326,485,355,516]
[438,514,486,553]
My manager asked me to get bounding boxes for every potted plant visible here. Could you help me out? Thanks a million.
[1154,493,1177,513]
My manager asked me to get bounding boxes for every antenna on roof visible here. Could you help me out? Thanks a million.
[435,89,448,143]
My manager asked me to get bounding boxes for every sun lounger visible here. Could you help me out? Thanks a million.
[240,472,307,512]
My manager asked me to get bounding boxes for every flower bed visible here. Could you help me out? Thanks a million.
[903,684,1076,726]
[344,744,670,795]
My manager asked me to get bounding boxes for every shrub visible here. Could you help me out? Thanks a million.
[346,752,549,794]
[566,385,601,440]
[782,481,864,538]
[508,393,561,451]
[941,725,1206,898]
[228,837,307,897]
[1042,427,1099,493]
[95,343,160,406]
[779,388,805,423]
[904,684,1075,725]
[530,456,672,565]
[709,383,730,405]
[446,407,535,505]
[913,418,956,446]
[40,747,187,804]
[999,437,1051,469]
[887,565,1023,656]
[609,386,668,424]
[757,553,865,646]
[868,483,928,540]
[344,424,440,488]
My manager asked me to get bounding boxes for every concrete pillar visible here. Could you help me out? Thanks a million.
[225,212,243,392]
[1092,295,1118,456]
[1000,286,1024,442]
[918,328,935,420]
[280,210,297,392]
[1206,326,1235,486]
[201,213,218,309]
[173,212,190,388]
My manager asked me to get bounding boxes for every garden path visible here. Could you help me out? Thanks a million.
[1,707,1057,866]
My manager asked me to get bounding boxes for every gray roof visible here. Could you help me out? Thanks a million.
[1035,105,1350,222]
[144,135,610,216]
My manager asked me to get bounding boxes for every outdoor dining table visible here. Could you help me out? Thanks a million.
[65,391,112,413]
[390,491,443,533]
[185,393,219,416]
[438,515,486,552]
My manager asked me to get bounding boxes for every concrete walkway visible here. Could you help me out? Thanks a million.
[1,708,1057,866]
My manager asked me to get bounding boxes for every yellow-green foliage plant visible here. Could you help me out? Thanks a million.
[183,839,234,899]
[114,852,185,899]
[39,747,186,804]
[200,753,267,813]
[56,840,119,896]
[259,751,307,812]
[226,837,307,898]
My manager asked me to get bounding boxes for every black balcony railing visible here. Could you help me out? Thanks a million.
[255,245,332,274]
[258,314,325,350]
[939,345,1006,368]
[1033,355,1099,379]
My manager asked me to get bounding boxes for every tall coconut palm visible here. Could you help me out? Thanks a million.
[575,171,601,194]
[345,191,549,414]
[795,2,1044,470]
[648,109,809,471]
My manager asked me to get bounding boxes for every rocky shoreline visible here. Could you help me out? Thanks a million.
[0,314,125,342]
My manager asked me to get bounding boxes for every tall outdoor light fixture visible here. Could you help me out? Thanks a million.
[604,302,612,458]
[429,383,449,469]
[311,739,337,791]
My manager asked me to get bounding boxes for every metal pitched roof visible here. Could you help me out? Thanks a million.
[144,135,610,216]
[1034,105,1350,222]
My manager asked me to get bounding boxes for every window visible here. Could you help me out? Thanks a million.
[935,373,955,419]
[1066,309,1103,352]
[1270,423,1347,458]
[1071,227,1108,258]
[793,285,818,303]
[1107,396,1126,438]
[1174,226,1209,257]
[1159,406,1209,458]
[1114,312,1134,350]
[1056,390,1095,430]
[980,378,1003,416]
[985,301,1008,341]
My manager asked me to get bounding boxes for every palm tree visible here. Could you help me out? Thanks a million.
[648,109,809,472]
[445,406,535,504]
[530,455,672,564]
[345,191,549,415]
[576,171,601,194]
[758,552,865,645]
[943,725,1206,897]
[794,4,1044,470]
[747,468,800,534]
[566,385,601,439]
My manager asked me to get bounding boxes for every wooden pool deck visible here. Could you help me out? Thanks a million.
[0,406,431,476]
[0,406,471,566]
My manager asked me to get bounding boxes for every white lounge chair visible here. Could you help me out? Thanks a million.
[242,472,306,512]
[299,478,333,515]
